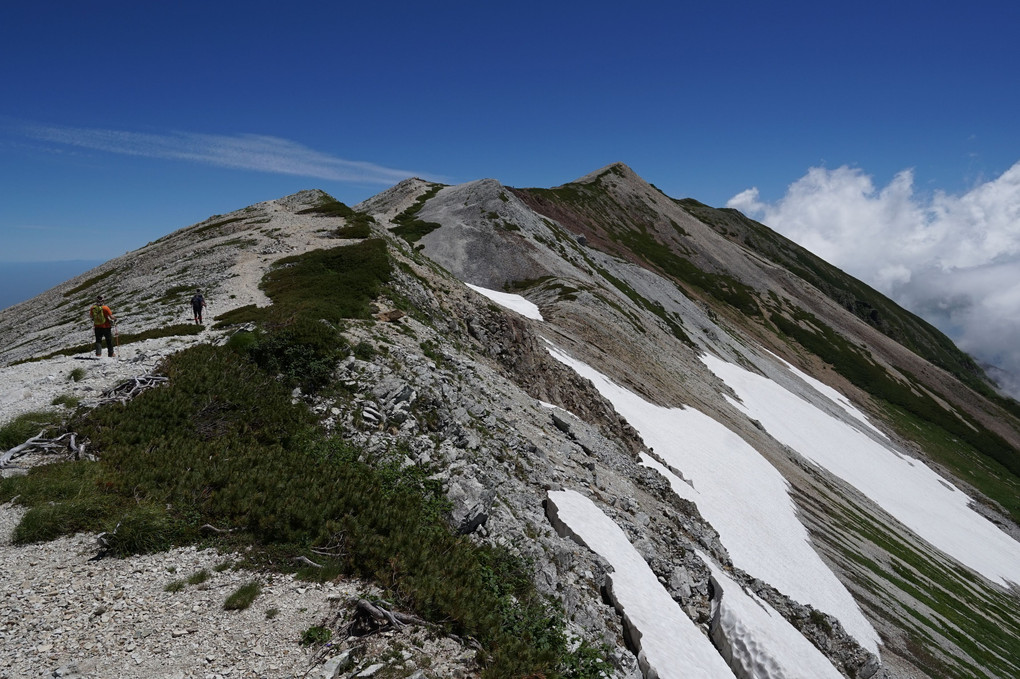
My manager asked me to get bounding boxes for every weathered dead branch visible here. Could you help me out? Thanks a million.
[1,431,89,468]
[98,374,169,405]
[353,598,424,631]
[199,523,237,534]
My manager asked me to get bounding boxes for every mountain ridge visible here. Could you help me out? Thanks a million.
[2,165,1020,678]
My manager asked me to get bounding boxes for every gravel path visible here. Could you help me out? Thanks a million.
[0,500,358,679]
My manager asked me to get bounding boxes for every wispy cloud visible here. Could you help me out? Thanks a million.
[11,223,66,232]
[18,122,418,185]
[728,161,1020,398]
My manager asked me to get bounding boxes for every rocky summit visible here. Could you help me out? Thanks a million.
[2,164,1019,679]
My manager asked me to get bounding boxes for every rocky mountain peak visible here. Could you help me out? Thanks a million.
[354,176,439,221]
[573,161,639,184]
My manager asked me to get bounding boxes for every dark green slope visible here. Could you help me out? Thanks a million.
[676,198,1019,416]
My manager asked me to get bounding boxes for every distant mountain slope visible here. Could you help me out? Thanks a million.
[675,198,1004,402]
[511,164,1020,475]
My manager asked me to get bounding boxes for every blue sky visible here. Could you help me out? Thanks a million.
[3,1,1020,393]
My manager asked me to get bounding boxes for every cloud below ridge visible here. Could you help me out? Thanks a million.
[20,122,417,185]
[728,161,1020,398]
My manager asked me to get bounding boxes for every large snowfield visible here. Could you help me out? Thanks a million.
[544,344,881,654]
[701,353,1020,590]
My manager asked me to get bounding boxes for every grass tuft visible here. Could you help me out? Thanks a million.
[224,581,261,610]
[51,394,81,408]
[103,504,177,556]
[0,411,64,450]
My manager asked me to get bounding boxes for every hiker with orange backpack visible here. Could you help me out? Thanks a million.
[89,295,117,357]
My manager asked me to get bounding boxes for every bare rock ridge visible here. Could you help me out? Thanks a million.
[2,163,1020,679]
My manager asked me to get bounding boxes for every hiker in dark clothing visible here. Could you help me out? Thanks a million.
[191,290,206,325]
[89,295,116,357]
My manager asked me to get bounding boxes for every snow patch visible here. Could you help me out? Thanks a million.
[547,489,735,678]
[465,283,543,320]
[769,351,887,439]
[705,557,846,679]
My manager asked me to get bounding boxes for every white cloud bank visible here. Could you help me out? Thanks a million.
[20,122,417,185]
[727,162,1020,397]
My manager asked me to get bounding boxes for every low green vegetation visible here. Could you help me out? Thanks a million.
[616,228,760,318]
[224,581,262,610]
[64,268,118,298]
[296,196,375,238]
[213,304,264,328]
[157,284,198,305]
[879,400,1020,524]
[51,394,81,408]
[300,625,332,646]
[187,569,211,585]
[595,265,694,347]
[391,184,444,243]
[164,579,186,593]
[335,222,373,239]
[519,177,761,319]
[831,497,1020,678]
[191,216,246,237]
[262,239,391,323]
[0,237,608,679]
[0,411,63,449]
